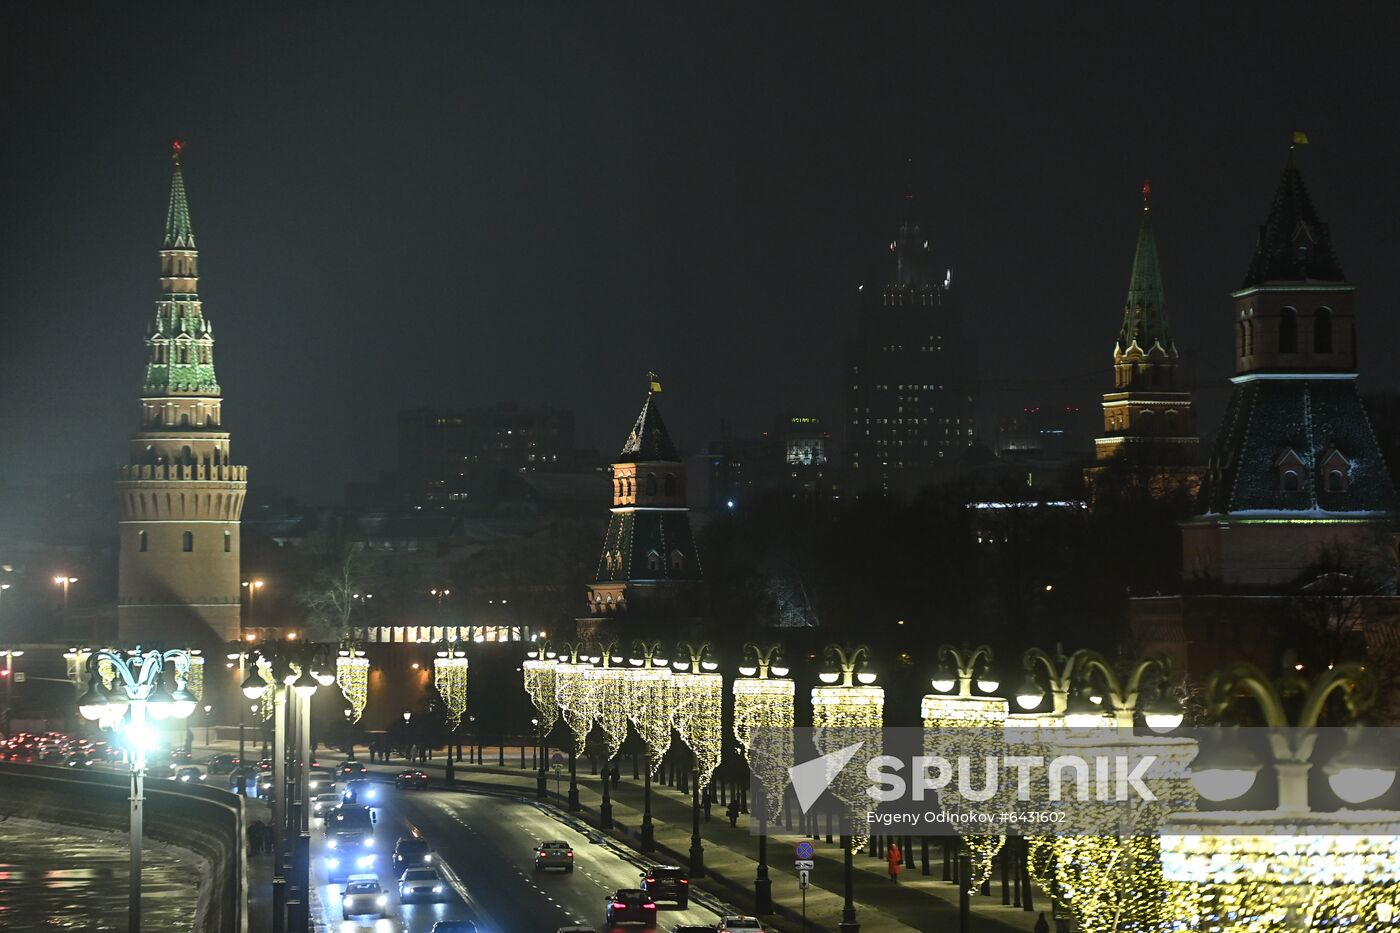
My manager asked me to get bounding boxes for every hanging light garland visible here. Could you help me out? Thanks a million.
[433,647,469,727]
[922,644,1007,890]
[674,641,723,791]
[336,649,369,723]
[627,641,673,774]
[522,643,560,736]
[554,642,598,756]
[586,652,630,761]
[812,644,883,847]
[733,643,794,819]
[181,650,205,701]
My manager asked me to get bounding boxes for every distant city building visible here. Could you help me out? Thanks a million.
[1085,185,1201,504]
[395,403,579,509]
[116,141,246,645]
[688,413,835,511]
[994,404,1090,495]
[582,382,701,626]
[843,182,977,493]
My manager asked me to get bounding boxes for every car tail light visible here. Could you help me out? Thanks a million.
[645,876,655,883]
[644,902,656,909]
[680,878,689,884]
[567,851,573,858]
[611,902,626,910]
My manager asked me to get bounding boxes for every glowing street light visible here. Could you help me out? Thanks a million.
[241,578,265,626]
[733,643,793,914]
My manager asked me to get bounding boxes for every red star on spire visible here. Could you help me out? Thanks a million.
[1141,180,1151,207]
[171,138,184,165]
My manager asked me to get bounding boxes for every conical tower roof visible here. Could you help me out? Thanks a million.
[1117,183,1172,353]
[164,138,195,249]
[619,388,679,463]
[1242,149,1344,287]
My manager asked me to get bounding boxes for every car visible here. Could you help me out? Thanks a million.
[256,772,274,796]
[307,767,336,791]
[398,866,446,902]
[324,829,377,883]
[393,835,433,872]
[340,875,388,918]
[206,753,240,774]
[639,865,689,907]
[343,778,379,805]
[556,927,599,933]
[312,791,342,816]
[338,759,368,777]
[715,918,765,932]
[228,766,256,792]
[430,923,482,932]
[605,889,657,927]
[535,840,574,873]
[65,751,97,768]
[172,765,206,783]
[396,768,430,789]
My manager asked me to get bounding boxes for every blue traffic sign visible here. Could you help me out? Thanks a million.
[795,841,815,860]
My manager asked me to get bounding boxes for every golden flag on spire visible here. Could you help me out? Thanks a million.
[647,371,663,393]
[1293,131,1310,145]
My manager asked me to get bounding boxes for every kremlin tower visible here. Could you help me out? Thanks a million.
[116,141,247,645]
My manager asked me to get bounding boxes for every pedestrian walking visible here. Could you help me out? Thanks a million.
[726,797,740,828]
[887,841,902,882]
[247,820,261,855]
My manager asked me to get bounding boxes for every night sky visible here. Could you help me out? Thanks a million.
[5,3,1400,504]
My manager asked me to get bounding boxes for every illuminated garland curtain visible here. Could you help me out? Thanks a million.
[733,676,794,818]
[336,653,369,723]
[812,684,883,847]
[626,667,673,774]
[183,653,205,701]
[1161,815,1400,930]
[674,671,724,791]
[255,657,276,721]
[587,667,630,760]
[922,694,1008,889]
[1027,733,1196,932]
[433,654,469,727]
[555,663,598,756]
[522,658,560,735]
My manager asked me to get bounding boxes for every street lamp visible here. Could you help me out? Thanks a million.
[54,575,79,635]
[733,643,794,914]
[1,648,24,738]
[628,640,673,852]
[524,642,560,800]
[552,640,594,812]
[241,578,265,626]
[77,647,196,933]
[202,704,213,745]
[675,641,722,879]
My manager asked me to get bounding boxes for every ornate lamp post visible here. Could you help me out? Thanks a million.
[628,640,673,852]
[1163,661,1399,929]
[553,640,595,812]
[524,642,560,799]
[586,641,629,830]
[674,641,722,878]
[77,647,197,933]
[335,648,369,725]
[433,644,469,753]
[812,644,882,933]
[733,643,793,914]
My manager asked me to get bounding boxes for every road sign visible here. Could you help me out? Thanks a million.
[12,673,24,683]
[798,869,810,889]
[795,841,814,859]
[795,858,814,870]
[550,752,565,766]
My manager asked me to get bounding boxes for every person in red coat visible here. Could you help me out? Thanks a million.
[887,841,902,882]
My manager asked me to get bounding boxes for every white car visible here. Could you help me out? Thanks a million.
[312,792,341,816]
[716,918,765,932]
[398,866,446,902]
[341,874,387,918]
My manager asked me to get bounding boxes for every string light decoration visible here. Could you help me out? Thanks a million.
[335,649,369,723]
[553,641,598,756]
[812,644,883,846]
[522,645,560,736]
[921,644,1007,890]
[255,655,276,721]
[183,650,205,700]
[433,648,469,727]
[586,661,630,761]
[673,641,723,791]
[627,641,673,774]
[733,643,795,819]
[1159,661,1399,931]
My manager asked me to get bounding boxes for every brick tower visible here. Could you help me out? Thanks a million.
[1182,146,1396,586]
[116,140,247,644]
[1085,183,1201,503]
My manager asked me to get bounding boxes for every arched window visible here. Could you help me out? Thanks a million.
[1327,470,1345,492]
[670,550,685,573]
[663,474,676,497]
[1279,308,1298,353]
[1283,470,1300,492]
[139,530,148,553]
[1244,320,1254,356]
[224,530,232,553]
[644,474,657,496]
[179,412,191,427]
[646,550,660,572]
[1238,322,1246,358]
[1314,308,1333,353]
[182,531,194,552]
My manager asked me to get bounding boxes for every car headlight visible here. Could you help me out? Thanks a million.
[357,855,374,867]
[433,884,443,894]
[364,838,374,849]
[326,838,337,849]
[342,896,351,906]
[423,854,432,862]
[376,895,386,906]
[326,858,340,869]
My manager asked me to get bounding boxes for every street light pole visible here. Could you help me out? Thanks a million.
[840,833,859,933]
[271,682,287,933]
[2,648,23,738]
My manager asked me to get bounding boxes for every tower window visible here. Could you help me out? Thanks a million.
[182,531,194,552]
[646,550,660,572]
[663,474,676,497]
[670,550,685,573]
[1314,308,1333,354]
[645,474,657,496]
[1282,470,1300,492]
[1327,470,1345,492]
[1279,308,1298,354]
[224,530,232,553]
[139,530,148,552]
[1243,320,1254,357]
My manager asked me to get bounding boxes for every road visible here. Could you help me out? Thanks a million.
[312,773,725,932]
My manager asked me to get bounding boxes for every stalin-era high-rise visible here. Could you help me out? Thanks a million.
[116,141,247,644]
